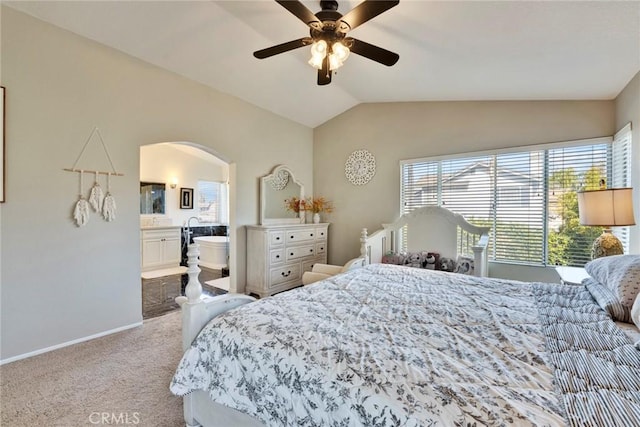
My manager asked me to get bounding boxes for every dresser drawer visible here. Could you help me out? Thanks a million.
[286,229,316,244]
[270,264,301,287]
[270,249,284,264]
[315,242,326,255]
[302,259,318,272]
[286,245,315,261]
[269,231,285,246]
[315,228,327,240]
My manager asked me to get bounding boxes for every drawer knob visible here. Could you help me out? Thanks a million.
[276,255,280,259]
[309,249,313,253]
[310,233,314,237]
[290,235,294,239]
[320,247,324,251]
[276,237,280,240]
[290,252,294,256]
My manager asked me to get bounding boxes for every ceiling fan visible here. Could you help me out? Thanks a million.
[253,0,400,86]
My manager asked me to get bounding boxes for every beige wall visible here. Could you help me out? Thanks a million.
[0,8,313,361]
[615,71,640,255]
[314,100,616,281]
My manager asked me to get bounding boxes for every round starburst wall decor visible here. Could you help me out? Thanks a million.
[345,149,376,186]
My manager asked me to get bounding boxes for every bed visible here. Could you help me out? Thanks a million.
[358,205,490,277]
[170,210,640,427]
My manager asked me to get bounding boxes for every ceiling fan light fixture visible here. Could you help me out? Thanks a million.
[328,53,343,71]
[328,41,350,70]
[308,55,324,70]
[332,41,350,61]
[310,39,327,56]
[308,40,328,69]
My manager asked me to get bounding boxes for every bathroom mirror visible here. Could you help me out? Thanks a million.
[260,165,304,225]
[140,182,166,214]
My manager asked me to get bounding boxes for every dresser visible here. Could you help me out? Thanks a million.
[246,223,329,297]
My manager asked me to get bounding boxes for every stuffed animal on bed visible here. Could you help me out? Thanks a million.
[423,252,439,270]
[403,252,425,269]
[438,257,456,272]
[381,252,406,265]
[454,255,475,275]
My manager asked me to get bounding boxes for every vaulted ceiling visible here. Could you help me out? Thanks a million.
[6,1,640,128]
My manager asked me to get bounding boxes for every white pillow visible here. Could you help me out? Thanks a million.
[585,254,640,309]
[632,293,640,330]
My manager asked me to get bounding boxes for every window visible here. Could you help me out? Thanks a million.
[610,123,633,252]
[197,180,228,224]
[401,131,631,267]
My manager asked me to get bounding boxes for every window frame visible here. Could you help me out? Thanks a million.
[196,180,229,225]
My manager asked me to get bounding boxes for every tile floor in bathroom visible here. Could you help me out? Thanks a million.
[142,266,227,319]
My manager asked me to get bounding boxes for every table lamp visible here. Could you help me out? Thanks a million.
[577,188,635,259]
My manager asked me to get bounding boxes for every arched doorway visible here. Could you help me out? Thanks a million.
[139,141,235,318]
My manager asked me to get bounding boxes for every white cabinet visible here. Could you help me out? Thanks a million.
[246,223,329,298]
[141,227,182,271]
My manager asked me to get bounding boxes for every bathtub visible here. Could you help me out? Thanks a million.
[193,236,228,270]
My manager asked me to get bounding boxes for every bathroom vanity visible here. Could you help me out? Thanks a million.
[140,226,182,272]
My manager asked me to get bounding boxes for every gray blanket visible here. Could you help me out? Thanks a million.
[171,264,640,426]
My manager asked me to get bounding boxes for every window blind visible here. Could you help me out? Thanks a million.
[400,136,629,267]
[547,144,608,267]
[494,151,545,264]
[610,123,633,251]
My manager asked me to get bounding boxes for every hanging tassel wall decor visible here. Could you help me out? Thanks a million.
[64,127,124,226]
[73,170,91,227]
[102,172,117,222]
[88,170,104,212]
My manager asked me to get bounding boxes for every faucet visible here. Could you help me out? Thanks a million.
[186,216,200,243]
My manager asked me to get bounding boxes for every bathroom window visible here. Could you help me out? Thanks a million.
[197,180,228,224]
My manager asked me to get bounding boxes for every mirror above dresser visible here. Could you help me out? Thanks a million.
[260,165,304,225]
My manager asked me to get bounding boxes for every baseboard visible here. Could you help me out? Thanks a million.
[0,321,143,365]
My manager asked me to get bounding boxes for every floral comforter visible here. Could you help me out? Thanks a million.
[170,263,640,426]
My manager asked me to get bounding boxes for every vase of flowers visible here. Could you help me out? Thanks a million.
[306,197,334,224]
[284,197,307,223]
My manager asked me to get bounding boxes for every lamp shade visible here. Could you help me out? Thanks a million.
[577,188,636,226]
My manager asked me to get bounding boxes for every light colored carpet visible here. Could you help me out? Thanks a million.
[0,311,184,426]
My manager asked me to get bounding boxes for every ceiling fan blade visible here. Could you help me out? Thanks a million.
[254,38,311,59]
[349,38,399,66]
[276,0,322,29]
[337,0,399,33]
[317,56,332,85]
